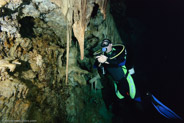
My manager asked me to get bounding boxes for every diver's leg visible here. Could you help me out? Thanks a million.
[117,77,129,98]
[101,76,116,110]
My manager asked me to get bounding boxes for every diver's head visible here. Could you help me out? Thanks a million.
[101,39,112,53]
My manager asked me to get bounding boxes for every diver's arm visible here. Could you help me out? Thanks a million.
[96,55,109,64]
[93,59,100,68]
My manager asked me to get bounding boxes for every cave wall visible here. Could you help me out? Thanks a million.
[0,0,122,122]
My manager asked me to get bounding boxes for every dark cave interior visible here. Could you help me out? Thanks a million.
[110,0,184,120]
[19,16,35,38]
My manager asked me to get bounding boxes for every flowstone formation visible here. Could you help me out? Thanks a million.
[0,0,122,122]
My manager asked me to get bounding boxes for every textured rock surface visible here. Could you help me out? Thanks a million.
[0,79,30,121]
[0,0,122,122]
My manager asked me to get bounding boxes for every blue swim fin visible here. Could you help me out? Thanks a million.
[151,94,182,120]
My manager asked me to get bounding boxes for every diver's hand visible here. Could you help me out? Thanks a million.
[96,55,109,64]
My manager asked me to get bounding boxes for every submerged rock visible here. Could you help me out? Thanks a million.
[0,0,122,122]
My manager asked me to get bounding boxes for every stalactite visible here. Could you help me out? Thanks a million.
[65,24,72,84]
[65,25,69,84]
[51,0,109,83]
[65,0,73,84]
[51,0,108,60]
[72,0,87,60]
[73,0,108,60]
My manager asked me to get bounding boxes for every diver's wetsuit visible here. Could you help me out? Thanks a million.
[95,45,140,101]
[94,45,183,121]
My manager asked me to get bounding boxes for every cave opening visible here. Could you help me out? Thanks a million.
[19,16,35,38]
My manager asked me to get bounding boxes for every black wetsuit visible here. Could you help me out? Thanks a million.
[95,45,129,95]
[104,45,127,81]
[94,45,144,123]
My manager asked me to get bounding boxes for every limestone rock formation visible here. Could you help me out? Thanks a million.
[0,0,123,122]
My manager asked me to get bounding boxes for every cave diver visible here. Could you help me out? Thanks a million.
[93,39,183,120]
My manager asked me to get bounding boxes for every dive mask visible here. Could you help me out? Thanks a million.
[101,40,110,47]
[101,39,111,53]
